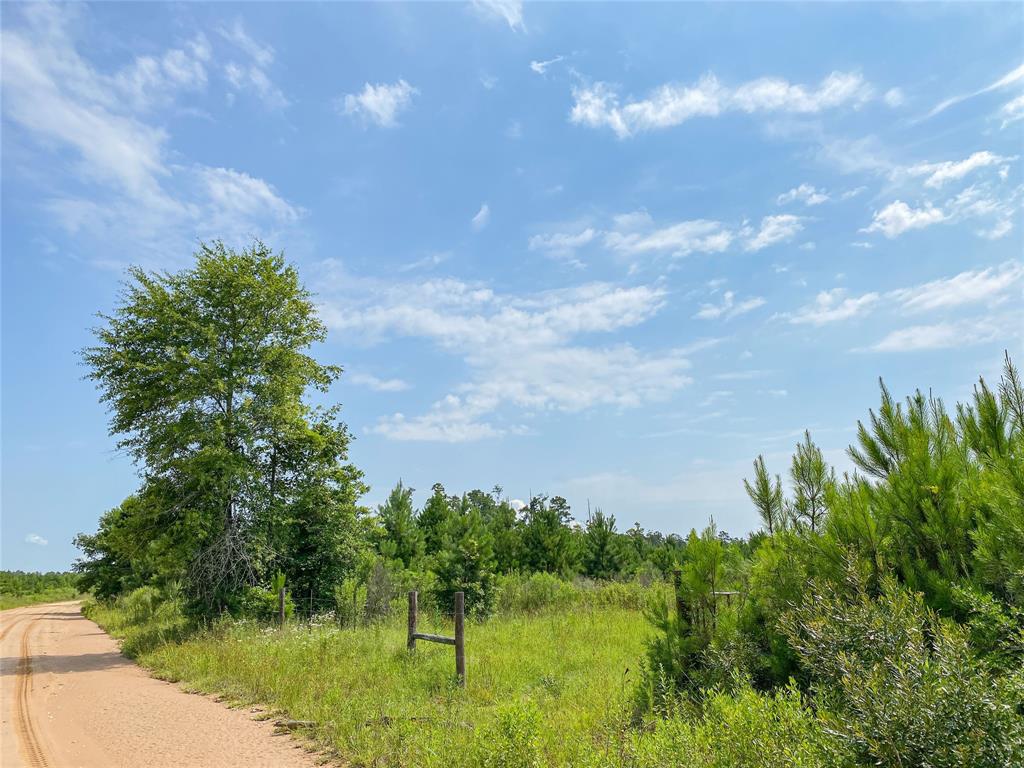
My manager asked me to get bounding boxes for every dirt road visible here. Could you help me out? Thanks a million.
[1,602,319,767]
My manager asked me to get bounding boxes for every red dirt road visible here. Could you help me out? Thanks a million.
[0,602,319,767]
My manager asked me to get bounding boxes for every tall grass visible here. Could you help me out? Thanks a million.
[84,578,838,767]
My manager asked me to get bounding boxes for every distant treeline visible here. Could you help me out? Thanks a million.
[0,570,78,596]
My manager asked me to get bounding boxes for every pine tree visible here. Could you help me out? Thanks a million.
[744,455,785,534]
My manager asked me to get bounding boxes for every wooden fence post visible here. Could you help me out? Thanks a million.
[407,590,418,651]
[454,591,465,688]
[278,587,286,627]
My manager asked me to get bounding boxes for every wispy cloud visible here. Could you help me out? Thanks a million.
[862,201,946,238]
[864,318,1006,353]
[786,289,880,326]
[219,20,288,109]
[777,183,829,206]
[889,262,1024,312]
[926,61,1024,119]
[530,55,564,75]
[25,533,48,546]
[604,218,733,258]
[999,93,1024,129]
[570,70,873,138]
[471,203,491,231]
[744,215,805,251]
[348,372,412,392]
[340,80,417,127]
[471,0,525,32]
[905,150,1014,188]
[318,268,688,441]
[694,291,766,321]
[1,4,302,261]
[528,228,597,261]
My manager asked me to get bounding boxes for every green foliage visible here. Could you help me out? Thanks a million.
[432,496,496,615]
[476,701,543,768]
[632,682,842,768]
[240,585,294,622]
[789,431,833,533]
[83,584,192,657]
[744,455,786,535]
[583,509,626,579]
[376,480,423,567]
[782,575,1024,768]
[0,570,80,609]
[77,241,367,611]
[521,495,579,574]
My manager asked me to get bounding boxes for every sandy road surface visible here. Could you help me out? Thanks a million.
[1,602,319,767]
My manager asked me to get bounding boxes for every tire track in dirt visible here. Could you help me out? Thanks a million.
[14,617,48,768]
[0,613,29,643]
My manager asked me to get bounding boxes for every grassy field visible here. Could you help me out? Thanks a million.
[86,587,658,767]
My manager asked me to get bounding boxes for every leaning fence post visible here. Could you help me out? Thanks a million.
[454,591,465,687]
[278,586,286,627]
[407,590,418,651]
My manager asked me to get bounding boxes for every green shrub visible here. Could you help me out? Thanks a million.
[476,701,543,768]
[783,576,1024,767]
[239,586,294,622]
[632,682,841,768]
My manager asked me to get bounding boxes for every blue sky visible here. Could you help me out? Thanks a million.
[2,1,1022,571]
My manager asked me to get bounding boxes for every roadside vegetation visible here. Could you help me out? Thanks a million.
[77,243,1024,767]
[1,571,80,609]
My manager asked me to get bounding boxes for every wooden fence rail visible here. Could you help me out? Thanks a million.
[407,590,466,687]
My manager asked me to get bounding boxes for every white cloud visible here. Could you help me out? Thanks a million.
[318,270,689,441]
[528,228,596,260]
[884,87,905,107]
[777,183,829,206]
[787,289,880,325]
[0,4,300,261]
[25,533,48,546]
[604,219,733,258]
[471,203,491,231]
[906,150,1013,188]
[694,291,766,321]
[530,55,564,75]
[862,200,946,238]
[744,215,804,251]
[927,62,1024,119]
[979,219,1014,240]
[570,70,873,138]
[113,35,211,111]
[865,318,1005,352]
[471,0,525,31]
[348,372,412,392]
[340,80,417,128]
[219,21,287,109]
[889,262,1024,312]
[999,93,1024,129]
[199,167,302,224]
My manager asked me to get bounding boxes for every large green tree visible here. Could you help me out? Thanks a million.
[78,241,366,608]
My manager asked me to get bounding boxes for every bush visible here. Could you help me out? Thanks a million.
[782,576,1024,767]
[239,586,294,622]
[476,701,543,768]
[632,682,841,768]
